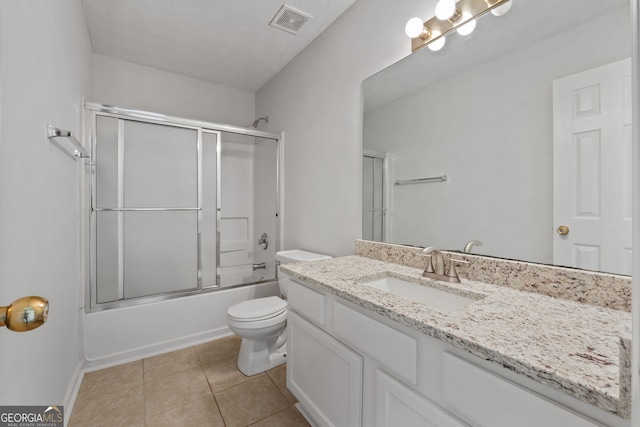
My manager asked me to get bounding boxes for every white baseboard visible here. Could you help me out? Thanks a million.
[83,326,233,372]
[63,361,85,427]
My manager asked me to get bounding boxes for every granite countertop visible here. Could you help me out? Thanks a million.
[281,255,632,419]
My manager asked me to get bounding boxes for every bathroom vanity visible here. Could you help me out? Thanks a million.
[282,241,631,427]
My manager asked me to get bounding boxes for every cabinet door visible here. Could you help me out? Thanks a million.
[287,310,363,427]
[442,353,601,427]
[376,370,466,427]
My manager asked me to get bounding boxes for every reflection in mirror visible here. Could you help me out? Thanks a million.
[363,0,631,275]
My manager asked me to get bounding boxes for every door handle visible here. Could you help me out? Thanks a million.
[0,296,49,332]
[556,225,570,236]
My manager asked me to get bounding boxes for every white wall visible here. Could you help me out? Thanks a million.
[0,0,92,408]
[93,54,255,126]
[256,0,433,256]
[364,8,630,264]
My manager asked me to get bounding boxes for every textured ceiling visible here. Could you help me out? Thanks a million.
[81,0,356,92]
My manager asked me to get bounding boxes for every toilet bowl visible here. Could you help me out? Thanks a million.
[226,249,331,376]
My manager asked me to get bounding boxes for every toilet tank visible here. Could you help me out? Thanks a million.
[276,249,332,297]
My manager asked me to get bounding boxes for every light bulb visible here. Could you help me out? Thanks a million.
[435,0,456,20]
[456,14,476,36]
[428,32,446,51]
[491,0,512,16]
[405,17,426,38]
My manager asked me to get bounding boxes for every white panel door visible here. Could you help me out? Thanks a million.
[375,370,466,427]
[553,58,632,275]
[287,310,363,427]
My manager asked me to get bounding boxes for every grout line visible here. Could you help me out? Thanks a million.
[265,365,295,405]
[246,406,293,426]
[210,393,228,426]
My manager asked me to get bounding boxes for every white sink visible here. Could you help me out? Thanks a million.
[361,276,478,313]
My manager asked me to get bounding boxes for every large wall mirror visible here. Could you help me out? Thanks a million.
[363,0,632,276]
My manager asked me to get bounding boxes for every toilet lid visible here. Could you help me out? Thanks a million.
[227,296,287,321]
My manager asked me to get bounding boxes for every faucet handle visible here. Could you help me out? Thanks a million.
[418,254,435,273]
[446,258,470,282]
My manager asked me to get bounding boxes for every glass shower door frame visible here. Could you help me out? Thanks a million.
[85,102,281,313]
[362,150,388,242]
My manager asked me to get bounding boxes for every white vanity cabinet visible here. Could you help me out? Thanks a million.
[287,280,463,427]
[286,279,620,427]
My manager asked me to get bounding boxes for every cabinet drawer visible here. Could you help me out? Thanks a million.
[333,301,417,384]
[288,280,326,326]
[442,352,601,427]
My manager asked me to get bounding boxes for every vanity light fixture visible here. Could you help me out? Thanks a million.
[406,0,512,52]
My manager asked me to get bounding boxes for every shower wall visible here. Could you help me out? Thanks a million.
[219,133,278,286]
[253,138,279,273]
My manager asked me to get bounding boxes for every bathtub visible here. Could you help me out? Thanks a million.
[83,278,279,369]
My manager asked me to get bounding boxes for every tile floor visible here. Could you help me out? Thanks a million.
[69,335,310,427]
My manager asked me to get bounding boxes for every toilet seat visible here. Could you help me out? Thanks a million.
[227,309,287,330]
[227,296,287,322]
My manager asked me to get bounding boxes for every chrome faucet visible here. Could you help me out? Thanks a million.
[463,240,483,254]
[421,247,468,283]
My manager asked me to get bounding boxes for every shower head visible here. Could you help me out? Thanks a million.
[251,116,269,128]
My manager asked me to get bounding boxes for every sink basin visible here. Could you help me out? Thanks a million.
[361,276,478,313]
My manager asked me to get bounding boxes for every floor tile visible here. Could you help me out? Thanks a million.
[195,335,242,366]
[79,360,143,397]
[144,346,201,381]
[249,407,310,427]
[69,381,144,427]
[70,335,303,427]
[203,355,251,393]
[144,366,212,416]
[145,396,225,427]
[214,374,289,427]
[267,364,297,404]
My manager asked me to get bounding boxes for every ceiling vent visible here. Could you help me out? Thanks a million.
[269,5,312,35]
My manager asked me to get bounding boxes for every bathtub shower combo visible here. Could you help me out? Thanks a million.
[85,103,280,312]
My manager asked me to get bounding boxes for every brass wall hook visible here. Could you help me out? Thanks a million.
[0,296,49,332]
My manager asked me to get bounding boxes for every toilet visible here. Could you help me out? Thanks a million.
[226,249,332,376]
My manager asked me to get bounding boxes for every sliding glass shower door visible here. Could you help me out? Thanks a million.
[86,103,281,312]
[91,115,219,306]
[363,153,386,242]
